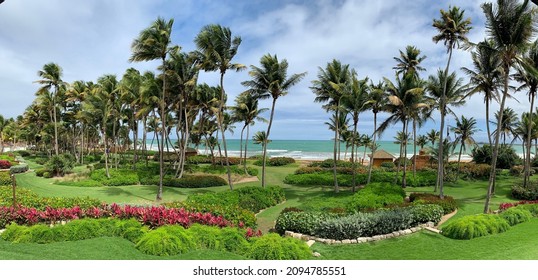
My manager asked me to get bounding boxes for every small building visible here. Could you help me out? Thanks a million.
[410,149,432,169]
[369,149,396,167]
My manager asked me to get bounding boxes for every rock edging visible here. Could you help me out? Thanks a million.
[285,221,436,245]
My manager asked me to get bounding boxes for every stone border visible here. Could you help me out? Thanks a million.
[285,221,436,245]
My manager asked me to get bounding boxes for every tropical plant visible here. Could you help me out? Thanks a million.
[366,81,387,184]
[242,54,306,187]
[491,107,520,145]
[451,115,479,177]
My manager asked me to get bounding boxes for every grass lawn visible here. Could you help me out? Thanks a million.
[4,158,537,260]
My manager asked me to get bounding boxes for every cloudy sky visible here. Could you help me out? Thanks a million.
[0,0,530,141]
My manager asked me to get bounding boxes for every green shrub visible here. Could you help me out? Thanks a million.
[0,171,10,186]
[275,211,333,235]
[135,225,195,256]
[511,181,538,200]
[186,155,212,164]
[500,207,532,226]
[218,227,250,254]
[0,186,102,211]
[46,154,75,176]
[247,234,311,260]
[516,204,538,217]
[308,159,354,168]
[62,219,114,241]
[1,223,30,242]
[380,162,396,169]
[255,157,295,166]
[472,144,520,169]
[187,224,222,250]
[348,182,406,211]
[43,172,53,178]
[112,218,148,243]
[15,151,31,157]
[9,164,28,174]
[35,168,49,177]
[166,175,226,188]
[442,214,510,240]
[165,201,256,228]
[409,193,457,214]
[90,169,139,186]
[409,204,444,224]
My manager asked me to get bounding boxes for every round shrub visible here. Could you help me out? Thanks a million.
[1,223,29,242]
[0,160,12,169]
[247,234,311,260]
[255,157,296,167]
[500,207,532,226]
[472,144,520,169]
[409,193,457,214]
[46,154,75,176]
[35,168,48,177]
[135,225,195,256]
[218,227,250,254]
[511,184,538,200]
[62,219,114,241]
[43,172,53,179]
[275,211,333,235]
[441,214,510,240]
[409,204,444,225]
[187,224,222,250]
[113,218,148,243]
[348,182,406,211]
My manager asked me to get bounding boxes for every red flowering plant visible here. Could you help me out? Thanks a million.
[499,200,538,211]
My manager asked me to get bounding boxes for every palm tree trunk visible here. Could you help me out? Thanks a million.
[218,73,233,190]
[133,114,139,170]
[367,112,377,184]
[332,109,340,193]
[402,120,408,188]
[103,128,110,179]
[262,98,277,188]
[524,91,535,188]
[53,89,59,156]
[239,125,246,166]
[457,142,463,179]
[351,119,357,192]
[244,125,250,176]
[486,98,492,146]
[485,66,510,213]
[437,47,453,199]
[157,57,166,201]
[413,119,417,179]
[396,125,404,185]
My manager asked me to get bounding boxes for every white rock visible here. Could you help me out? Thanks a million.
[350,239,357,244]
[393,232,400,237]
[342,239,351,244]
[306,240,316,247]
[312,252,321,258]
[285,231,293,237]
[403,229,412,235]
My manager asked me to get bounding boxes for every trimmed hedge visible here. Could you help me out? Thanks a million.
[349,182,406,211]
[140,175,227,188]
[284,170,437,187]
[275,211,334,235]
[254,157,295,167]
[10,164,29,174]
[511,182,538,200]
[441,214,510,240]
[0,186,102,210]
[409,193,457,215]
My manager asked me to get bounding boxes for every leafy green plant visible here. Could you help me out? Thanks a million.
[0,171,10,186]
[46,154,75,177]
[9,164,29,174]
[275,211,334,235]
[247,233,311,260]
[255,157,295,166]
[472,144,520,169]
[135,225,195,256]
[500,207,532,226]
[442,214,510,240]
[90,169,139,186]
[409,193,457,214]
[348,182,405,211]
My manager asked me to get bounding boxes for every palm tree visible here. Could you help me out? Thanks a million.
[514,39,538,188]
[379,73,426,188]
[35,62,66,156]
[417,135,428,150]
[312,59,351,192]
[120,68,143,169]
[482,0,535,213]
[230,92,268,174]
[432,5,472,199]
[492,108,520,145]
[253,131,271,154]
[426,129,440,147]
[129,17,174,201]
[462,39,502,147]
[243,53,306,188]
[451,116,479,177]
[366,81,387,184]
[340,73,369,191]
[426,70,467,196]
[393,45,427,80]
[194,24,245,190]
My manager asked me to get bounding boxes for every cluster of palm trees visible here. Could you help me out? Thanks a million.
[313,0,538,213]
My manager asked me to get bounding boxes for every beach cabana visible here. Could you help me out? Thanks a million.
[369,149,395,167]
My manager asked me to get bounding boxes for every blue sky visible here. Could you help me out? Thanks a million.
[0,0,529,141]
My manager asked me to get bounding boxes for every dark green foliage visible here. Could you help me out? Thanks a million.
[308,159,355,168]
[194,164,258,176]
[314,212,374,240]
[442,214,510,240]
[135,225,195,256]
[46,154,75,176]
[43,172,53,178]
[9,164,28,174]
[0,171,10,186]
[284,170,436,187]
[15,150,31,157]
[348,182,406,211]
[500,207,533,226]
[275,211,334,235]
[35,168,48,177]
[409,204,444,224]
[247,233,311,260]
[511,181,538,200]
[380,162,396,169]
[472,144,521,169]
[254,157,295,166]
[409,193,457,214]
[90,169,139,186]
[140,175,227,188]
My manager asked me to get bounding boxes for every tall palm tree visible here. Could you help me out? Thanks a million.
[366,81,387,184]
[417,134,428,150]
[129,17,174,201]
[462,39,502,147]
[379,74,426,188]
[393,45,427,80]
[426,70,467,196]
[340,73,369,191]
[426,129,440,147]
[482,0,535,213]
[230,92,268,174]
[432,5,472,199]
[120,68,143,169]
[514,39,538,188]
[35,62,66,156]
[492,107,520,145]
[451,115,479,177]
[243,53,306,187]
[312,59,350,192]
[194,24,245,190]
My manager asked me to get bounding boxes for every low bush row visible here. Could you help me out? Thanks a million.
[275,204,444,239]
[348,182,406,211]
[0,220,310,260]
[254,157,295,167]
[408,193,457,214]
[284,170,437,187]
[163,201,257,228]
[193,164,258,176]
[0,203,230,229]
[441,214,510,240]
[511,181,538,200]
